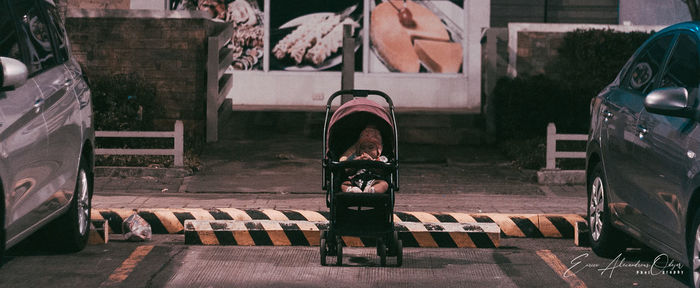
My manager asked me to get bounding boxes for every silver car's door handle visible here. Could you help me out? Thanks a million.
[33,98,44,113]
[33,98,44,107]
[637,125,648,139]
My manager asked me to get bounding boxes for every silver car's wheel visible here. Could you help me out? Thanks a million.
[587,162,627,258]
[77,169,90,236]
[690,209,700,288]
[47,157,92,252]
[589,177,604,241]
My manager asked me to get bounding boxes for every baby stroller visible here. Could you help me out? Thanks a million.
[320,89,402,266]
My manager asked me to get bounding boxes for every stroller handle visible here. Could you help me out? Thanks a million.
[326,90,394,108]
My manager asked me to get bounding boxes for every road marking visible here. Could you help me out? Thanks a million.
[100,245,154,287]
[536,249,587,288]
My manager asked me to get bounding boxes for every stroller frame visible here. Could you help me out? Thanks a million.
[320,90,402,267]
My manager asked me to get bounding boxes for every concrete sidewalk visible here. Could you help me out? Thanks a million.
[93,112,587,215]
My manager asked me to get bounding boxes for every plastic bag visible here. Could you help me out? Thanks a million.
[122,213,152,241]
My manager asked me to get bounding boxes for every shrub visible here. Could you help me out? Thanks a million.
[494,29,653,169]
[91,73,161,131]
[548,29,651,97]
[91,74,174,167]
[499,137,546,170]
[493,75,571,139]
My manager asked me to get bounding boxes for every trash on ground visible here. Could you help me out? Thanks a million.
[122,213,152,241]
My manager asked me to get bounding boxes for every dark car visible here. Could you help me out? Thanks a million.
[0,0,94,260]
[587,21,700,286]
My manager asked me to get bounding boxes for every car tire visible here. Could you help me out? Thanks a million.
[688,208,700,288]
[588,162,627,258]
[49,157,92,252]
[0,192,4,265]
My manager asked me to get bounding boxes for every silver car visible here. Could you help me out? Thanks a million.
[0,0,94,259]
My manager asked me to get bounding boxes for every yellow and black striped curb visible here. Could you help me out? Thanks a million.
[92,208,585,239]
[183,220,501,248]
[88,219,109,245]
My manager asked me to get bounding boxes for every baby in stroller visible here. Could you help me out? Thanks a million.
[339,124,390,194]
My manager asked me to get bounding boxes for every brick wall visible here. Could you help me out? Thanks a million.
[491,0,618,27]
[65,9,228,137]
[516,31,565,76]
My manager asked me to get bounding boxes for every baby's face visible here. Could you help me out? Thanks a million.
[358,141,381,159]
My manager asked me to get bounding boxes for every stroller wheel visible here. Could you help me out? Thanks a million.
[336,236,343,266]
[376,238,384,256]
[320,238,327,266]
[324,230,337,256]
[388,231,399,256]
[378,239,387,267]
[396,239,403,267]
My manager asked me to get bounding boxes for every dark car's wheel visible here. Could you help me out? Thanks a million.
[0,192,4,265]
[689,209,700,288]
[49,157,92,252]
[588,163,627,258]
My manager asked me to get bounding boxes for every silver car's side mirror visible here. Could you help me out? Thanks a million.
[0,56,29,90]
[644,87,696,119]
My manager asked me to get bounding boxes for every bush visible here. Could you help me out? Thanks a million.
[91,74,174,167]
[548,29,651,99]
[494,29,653,169]
[493,75,568,140]
[92,73,161,131]
[499,137,546,170]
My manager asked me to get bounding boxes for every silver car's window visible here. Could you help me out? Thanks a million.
[44,3,69,62]
[622,34,674,95]
[0,7,22,61]
[10,0,58,74]
[661,34,699,91]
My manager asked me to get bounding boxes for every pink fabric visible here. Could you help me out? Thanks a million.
[327,98,393,152]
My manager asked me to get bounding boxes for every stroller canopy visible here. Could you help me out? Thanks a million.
[327,98,394,159]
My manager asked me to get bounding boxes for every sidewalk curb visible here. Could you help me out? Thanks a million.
[95,166,192,178]
[537,169,585,184]
[92,208,585,240]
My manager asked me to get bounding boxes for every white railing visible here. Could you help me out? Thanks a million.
[545,123,587,170]
[207,24,234,143]
[96,120,184,167]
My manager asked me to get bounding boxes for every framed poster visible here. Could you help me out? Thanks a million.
[269,0,363,71]
[228,0,265,71]
[369,0,464,73]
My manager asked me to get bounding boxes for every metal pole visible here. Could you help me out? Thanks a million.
[341,24,354,104]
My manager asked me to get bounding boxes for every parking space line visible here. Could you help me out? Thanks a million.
[536,249,587,288]
[100,245,154,287]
